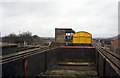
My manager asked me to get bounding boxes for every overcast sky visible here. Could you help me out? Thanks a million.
[0,0,119,38]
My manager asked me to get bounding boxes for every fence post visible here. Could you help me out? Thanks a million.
[44,51,47,72]
[103,58,106,78]
[23,56,28,78]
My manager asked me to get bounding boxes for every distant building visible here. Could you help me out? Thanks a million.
[111,34,120,54]
[0,42,18,48]
[1,43,18,55]
[55,28,75,44]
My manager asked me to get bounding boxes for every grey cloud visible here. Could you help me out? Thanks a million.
[0,0,119,37]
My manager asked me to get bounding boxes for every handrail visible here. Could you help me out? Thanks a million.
[101,47,120,60]
[93,42,120,76]
[0,46,50,64]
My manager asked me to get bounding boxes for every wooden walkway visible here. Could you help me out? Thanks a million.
[39,61,98,78]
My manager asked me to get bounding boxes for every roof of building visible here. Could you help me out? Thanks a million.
[112,34,120,40]
[55,28,75,33]
[0,42,17,47]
